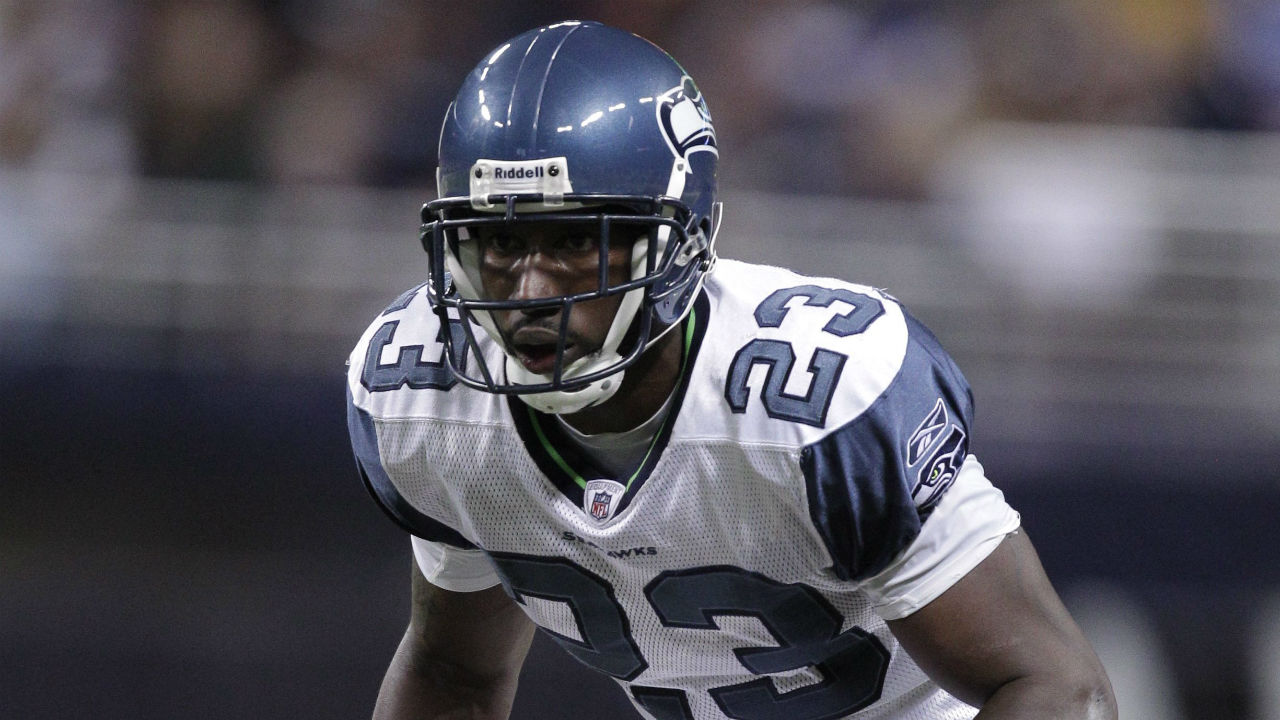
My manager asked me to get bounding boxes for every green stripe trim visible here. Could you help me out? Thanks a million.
[528,404,588,488]
[623,309,697,490]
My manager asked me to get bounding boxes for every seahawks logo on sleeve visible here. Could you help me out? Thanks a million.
[905,398,967,514]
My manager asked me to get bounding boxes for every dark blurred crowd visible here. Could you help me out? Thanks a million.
[3,0,1279,198]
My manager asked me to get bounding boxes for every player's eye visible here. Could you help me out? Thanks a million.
[483,232,526,256]
[556,234,598,255]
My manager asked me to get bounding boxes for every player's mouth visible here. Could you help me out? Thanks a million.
[512,342,563,375]
[509,326,577,376]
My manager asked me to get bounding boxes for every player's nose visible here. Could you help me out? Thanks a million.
[510,254,566,305]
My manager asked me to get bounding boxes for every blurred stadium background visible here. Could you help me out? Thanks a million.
[3,1,1279,718]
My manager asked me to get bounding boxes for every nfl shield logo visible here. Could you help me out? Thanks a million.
[583,479,626,523]
[590,491,612,520]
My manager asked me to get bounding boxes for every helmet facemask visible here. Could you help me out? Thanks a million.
[422,194,710,414]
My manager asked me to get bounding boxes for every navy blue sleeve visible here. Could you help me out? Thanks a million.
[801,311,973,581]
[345,385,477,549]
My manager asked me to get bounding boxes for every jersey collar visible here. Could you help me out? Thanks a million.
[509,291,710,518]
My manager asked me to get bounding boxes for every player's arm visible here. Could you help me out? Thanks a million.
[373,561,536,720]
[886,529,1116,719]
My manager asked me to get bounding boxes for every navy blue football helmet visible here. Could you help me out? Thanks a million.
[421,21,721,413]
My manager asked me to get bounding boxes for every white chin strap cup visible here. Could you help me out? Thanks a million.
[514,365,625,415]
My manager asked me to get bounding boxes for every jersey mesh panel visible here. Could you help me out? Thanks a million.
[379,417,976,719]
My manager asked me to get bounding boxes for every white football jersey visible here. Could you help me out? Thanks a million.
[346,259,1020,720]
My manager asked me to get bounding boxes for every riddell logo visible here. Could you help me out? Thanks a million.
[493,165,544,180]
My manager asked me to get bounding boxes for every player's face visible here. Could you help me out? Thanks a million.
[475,221,637,376]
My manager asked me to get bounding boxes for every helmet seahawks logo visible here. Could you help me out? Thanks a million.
[657,76,718,160]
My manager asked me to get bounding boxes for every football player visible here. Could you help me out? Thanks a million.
[346,20,1116,720]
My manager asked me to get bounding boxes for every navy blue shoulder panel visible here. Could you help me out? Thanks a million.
[345,385,476,549]
[801,310,973,581]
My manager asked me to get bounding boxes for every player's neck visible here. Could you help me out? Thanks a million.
[558,327,683,435]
